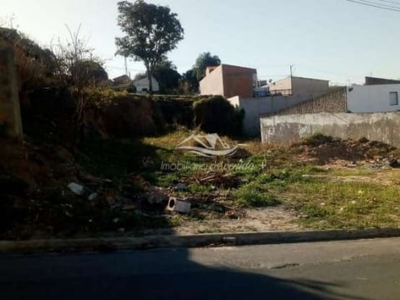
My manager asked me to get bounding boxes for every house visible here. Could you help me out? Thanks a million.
[134,76,160,93]
[267,76,329,98]
[199,64,257,98]
[347,77,400,113]
[198,62,331,137]
[227,75,330,137]
[112,74,131,85]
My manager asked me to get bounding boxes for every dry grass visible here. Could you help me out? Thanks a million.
[143,128,196,149]
[237,140,287,155]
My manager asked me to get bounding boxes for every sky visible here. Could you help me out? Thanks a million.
[1,0,400,85]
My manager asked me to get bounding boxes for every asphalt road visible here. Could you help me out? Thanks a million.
[1,238,400,300]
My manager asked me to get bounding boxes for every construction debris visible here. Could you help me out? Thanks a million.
[175,183,188,191]
[88,193,98,201]
[188,171,242,188]
[166,197,191,213]
[389,159,400,168]
[147,186,169,205]
[67,183,85,196]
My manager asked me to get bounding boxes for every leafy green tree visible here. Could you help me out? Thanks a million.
[72,60,108,84]
[180,69,199,94]
[133,72,147,81]
[115,0,184,93]
[153,59,181,93]
[193,52,221,80]
[193,95,244,136]
[133,59,181,94]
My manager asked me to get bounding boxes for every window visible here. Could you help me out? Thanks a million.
[390,92,398,106]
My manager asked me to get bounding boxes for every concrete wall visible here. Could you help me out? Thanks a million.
[269,76,329,98]
[228,94,310,137]
[199,65,224,96]
[269,88,347,117]
[260,112,400,148]
[0,47,23,141]
[347,84,400,113]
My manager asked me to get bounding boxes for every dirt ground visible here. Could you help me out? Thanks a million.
[174,207,302,235]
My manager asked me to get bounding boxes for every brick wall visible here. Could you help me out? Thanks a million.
[222,65,256,99]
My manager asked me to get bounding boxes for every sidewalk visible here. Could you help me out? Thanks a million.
[1,227,400,254]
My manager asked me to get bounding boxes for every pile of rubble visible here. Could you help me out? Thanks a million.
[291,135,400,167]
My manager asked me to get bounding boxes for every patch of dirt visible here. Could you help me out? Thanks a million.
[173,207,302,235]
[136,206,302,236]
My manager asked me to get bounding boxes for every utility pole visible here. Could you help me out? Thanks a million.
[290,64,295,96]
[124,56,128,77]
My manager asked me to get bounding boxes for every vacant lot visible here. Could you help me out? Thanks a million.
[2,131,400,239]
[140,132,400,234]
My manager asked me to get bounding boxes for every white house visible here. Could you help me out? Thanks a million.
[134,76,160,93]
[347,84,400,113]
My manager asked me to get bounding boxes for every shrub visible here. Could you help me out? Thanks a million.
[89,95,166,138]
[193,95,244,136]
[0,27,57,90]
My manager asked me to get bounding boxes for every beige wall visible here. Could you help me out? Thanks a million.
[199,64,256,98]
[269,77,292,95]
[199,66,224,96]
[291,77,329,98]
[269,77,329,98]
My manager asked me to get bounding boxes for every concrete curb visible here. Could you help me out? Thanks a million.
[1,228,400,254]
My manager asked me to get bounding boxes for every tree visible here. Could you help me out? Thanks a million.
[152,59,181,93]
[180,69,199,94]
[133,72,147,81]
[193,52,221,80]
[193,95,244,136]
[72,60,108,84]
[115,0,184,93]
[133,59,180,94]
[51,25,105,146]
[52,25,105,90]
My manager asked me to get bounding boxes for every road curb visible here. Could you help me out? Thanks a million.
[1,228,400,254]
